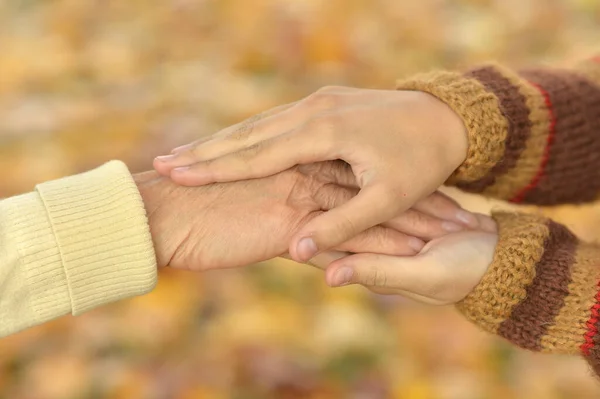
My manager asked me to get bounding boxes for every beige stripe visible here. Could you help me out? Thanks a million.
[480,66,551,200]
[397,71,508,183]
[456,212,550,334]
[540,245,600,354]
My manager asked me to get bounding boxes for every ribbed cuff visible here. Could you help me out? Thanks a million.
[35,161,157,316]
[457,212,600,358]
[396,69,508,184]
[1,191,71,328]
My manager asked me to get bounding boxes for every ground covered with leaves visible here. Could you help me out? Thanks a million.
[1,1,600,398]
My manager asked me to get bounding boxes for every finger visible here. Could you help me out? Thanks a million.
[168,123,340,186]
[156,85,356,173]
[154,102,299,173]
[367,285,445,304]
[474,213,497,233]
[305,250,349,271]
[313,183,464,241]
[309,252,441,303]
[181,102,298,152]
[311,183,422,254]
[291,185,412,262]
[413,191,479,229]
[324,253,438,294]
[312,182,357,211]
[336,225,424,256]
[177,102,301,161]
[383,209,465,240]
[153,136,214,176]
[298,160,358,188]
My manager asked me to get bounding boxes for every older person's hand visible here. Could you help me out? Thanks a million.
[135,167,434,271]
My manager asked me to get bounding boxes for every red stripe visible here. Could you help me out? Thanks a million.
[510,82,556,203]
[581,281,600,356]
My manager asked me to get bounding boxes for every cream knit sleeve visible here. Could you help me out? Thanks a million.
[0,161,157,337]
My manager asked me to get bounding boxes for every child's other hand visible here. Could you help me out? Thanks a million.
[309,215,497,305]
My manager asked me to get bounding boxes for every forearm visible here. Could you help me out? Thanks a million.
[0,161,157,337]
[457,211,600,376]
[397,56,600,205]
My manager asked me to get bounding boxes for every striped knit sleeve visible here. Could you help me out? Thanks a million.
[397,56,600,205]
[457,212,600,377]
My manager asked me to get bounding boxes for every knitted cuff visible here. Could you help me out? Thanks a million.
[397,59,600,205]
[396,68,508,185]
[456,212,600,374]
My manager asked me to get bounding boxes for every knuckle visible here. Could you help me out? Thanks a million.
[404,210,425,229]
[361,267,388,287]
[319,85,343,93]
[306,114,340,143]
[370,226,389,247]
[326,186,353,208]
[237,143,262,160]
[304,89,340,110]
[335,214,357,236]
[227,119,257,142]
[405,211,438,237]
[201,158,216,172]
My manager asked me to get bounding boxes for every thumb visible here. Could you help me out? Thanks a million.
[324,252,437,291]
[290,184,406,262]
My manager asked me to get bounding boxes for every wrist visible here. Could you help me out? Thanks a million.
[417,90,469,172]
[397,70,507,184]
[134,171,171,268]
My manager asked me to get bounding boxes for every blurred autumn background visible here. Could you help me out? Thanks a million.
[1,0,600,398]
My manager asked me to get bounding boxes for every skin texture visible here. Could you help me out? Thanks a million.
[134,168,462,271]
[153,87,470,263]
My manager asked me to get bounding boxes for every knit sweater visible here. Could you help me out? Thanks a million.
[398,56,600,375]
[0,161,157,337]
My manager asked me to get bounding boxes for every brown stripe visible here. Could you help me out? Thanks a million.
[482,76,551,200]
[456,66,533,193]
[540,245,600,353]
[585,351,600,377]
[498,220,578,351]
[518,69,600,204]
[455,212,549,335]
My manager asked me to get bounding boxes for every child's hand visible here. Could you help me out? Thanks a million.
[153,87,469,262]
[309,215,497,305]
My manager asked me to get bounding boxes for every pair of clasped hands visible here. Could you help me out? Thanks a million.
[151,87,498,305]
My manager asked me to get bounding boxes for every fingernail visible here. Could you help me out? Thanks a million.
[331,267,353,286]
[297,237,318,261]
[408,237,425,252]
[171,144,193,153]
[441,221,463,232]
[456,210,478,227]
[155,154,177,162]
[172,166,190,173]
